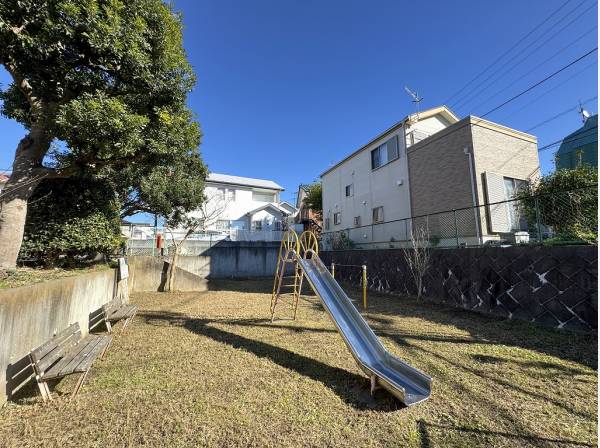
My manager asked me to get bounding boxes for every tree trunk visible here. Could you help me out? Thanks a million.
[167,247,180,292]
[0,126,51,271]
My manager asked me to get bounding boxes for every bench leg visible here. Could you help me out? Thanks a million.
[101,339,111,359]
[121,316,133,333]
[71,369,90,399]
[105,320,113,334]
[37,380,52,402]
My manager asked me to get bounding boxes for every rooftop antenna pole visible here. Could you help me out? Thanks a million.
[404,86,423,120]
[578,100,591,123]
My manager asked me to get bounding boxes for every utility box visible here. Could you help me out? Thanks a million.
[513,231,530,244]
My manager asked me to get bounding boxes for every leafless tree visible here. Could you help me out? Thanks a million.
[164,191,230,291]
[402,224,431,300]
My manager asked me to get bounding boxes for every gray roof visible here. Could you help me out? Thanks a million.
[206,173,284,191]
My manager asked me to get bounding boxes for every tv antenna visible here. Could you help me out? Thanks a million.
[578,100,591,123]
[404,86,423,119]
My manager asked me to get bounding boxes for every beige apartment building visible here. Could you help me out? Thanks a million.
[321,106,540,248]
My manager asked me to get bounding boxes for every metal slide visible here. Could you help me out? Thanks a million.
[298,256,432,406]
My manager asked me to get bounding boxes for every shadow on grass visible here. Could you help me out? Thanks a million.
[343,285,598,370]
[141,310,401,412]
[206,278,597,369]
[210,317,338,334]
[417,420,594,448]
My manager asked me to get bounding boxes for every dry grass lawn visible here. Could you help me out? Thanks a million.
[0,279,597,447]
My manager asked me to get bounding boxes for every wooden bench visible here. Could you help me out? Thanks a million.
[89,300,138,334]
[30,323,112,401]
[104,300,138,333]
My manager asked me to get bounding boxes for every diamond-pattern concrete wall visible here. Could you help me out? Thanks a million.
[321,246,597,333]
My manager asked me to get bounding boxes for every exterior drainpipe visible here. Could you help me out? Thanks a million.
[464,146,482,245]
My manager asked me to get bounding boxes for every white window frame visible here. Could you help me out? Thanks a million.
[371,135,399,170]
[252,191,275,203]
[333,212,341,225]
[215,220,231,230]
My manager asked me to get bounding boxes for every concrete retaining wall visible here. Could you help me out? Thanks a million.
[176,241,280,278]
[128,241,280,282]
[0,269,118,404]
[127,256,208,293]
[322,245,598,333]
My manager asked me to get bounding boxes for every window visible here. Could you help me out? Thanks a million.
[334,212,341,225]
[345,184,353,197]
[274,221,282,231]
[372,206,384,223]
[503,177,527,231]
[371,135,399,170]
[324,218,330,230]
[216,220,230,230]
[353,216,361,227]
[484,172,528,233]
[252,220,263,230]
[252,191,276,202]
[216,188,235,201]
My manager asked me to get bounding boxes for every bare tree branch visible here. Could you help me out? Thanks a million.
[402,225,431,300]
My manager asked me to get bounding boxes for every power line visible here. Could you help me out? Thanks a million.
[480,47,598,118]
[469,24,597,114]
[526,96,597,132]
[538,125,598,151]
[494,59,597,121]
[443,0,576,105]
[452,0,596,111]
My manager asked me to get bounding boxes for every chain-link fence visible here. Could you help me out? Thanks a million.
[321,185,597,250]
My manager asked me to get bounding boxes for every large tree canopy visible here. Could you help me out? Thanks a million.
[0,0,207,270]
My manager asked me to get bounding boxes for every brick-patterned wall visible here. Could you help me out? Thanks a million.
[407,121,475,218]
[470,120,540,236]
[321,245,597,333]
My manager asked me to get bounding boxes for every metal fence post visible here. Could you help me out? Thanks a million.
[331,263,335,279]
[362,265,367,310]
[453,209,459,247]
[534,197,543,243]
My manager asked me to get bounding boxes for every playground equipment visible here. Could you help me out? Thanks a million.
[331,262,368,309]
[271,230,432,406]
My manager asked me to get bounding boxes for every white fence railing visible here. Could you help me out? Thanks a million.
[124,227,287,256]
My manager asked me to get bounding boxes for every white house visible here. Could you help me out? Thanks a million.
[189,173,297,233]
[321,105,540,248]
[321,106,458,245]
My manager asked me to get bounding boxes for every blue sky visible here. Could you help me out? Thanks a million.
[0,0,597,219]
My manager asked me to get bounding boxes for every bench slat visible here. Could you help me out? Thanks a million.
[43,335,110,379]
[54,336,102,377]
[35,333,80,374]
[57,336,104,377]
[70,336,111,374]
[107,305,138,322]
[31,323,80,363]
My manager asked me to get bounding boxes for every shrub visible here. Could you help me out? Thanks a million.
[19,178,124,265]
[518,165,597,244]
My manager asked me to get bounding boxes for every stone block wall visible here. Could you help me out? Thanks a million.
[321,245,597,333]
